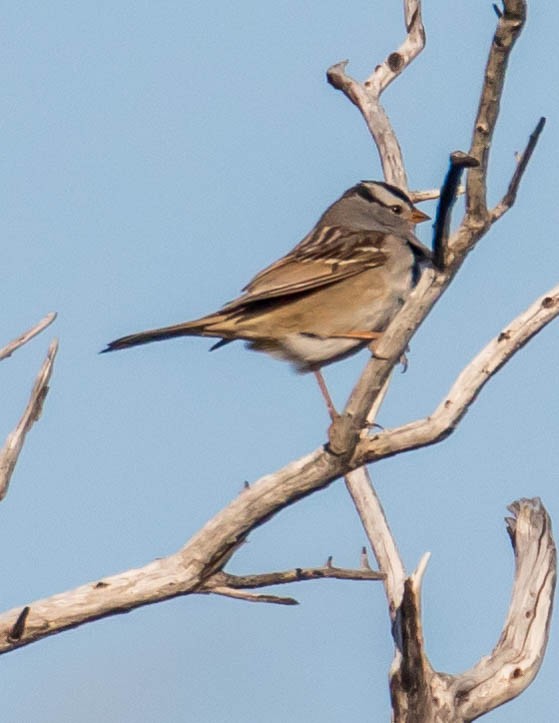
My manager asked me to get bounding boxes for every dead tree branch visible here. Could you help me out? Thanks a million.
[0,338,58,500]
[466,0,528,224]
[199,563,384,606]
[357,282,559,463]
[0,313,56,362]
[389,499,556,720]
[491,116,546,221]
[327,0,424,189]
[344,477,555,718]
[209,564,384,590]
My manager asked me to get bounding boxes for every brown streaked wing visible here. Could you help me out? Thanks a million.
[220,226,388,311]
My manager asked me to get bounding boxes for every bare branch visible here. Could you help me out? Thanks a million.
[466,0,527,221]
[345,467,406,618]
[327,0,425,188]
[491,116,546,221]
[210,565,384,590]
[454,498,556,719]
[207,587,299,606]
[356,284,559,464]
[389,501,555,719]
[345,379,407,616]
[0,340,59,501]
[409,186,464,204]
[0,313,57,361]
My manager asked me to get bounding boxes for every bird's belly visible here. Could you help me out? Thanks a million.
[277,334,365,370]
[275,282,411,371]
[240,262,415,372]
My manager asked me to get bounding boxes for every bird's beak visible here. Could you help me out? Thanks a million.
[411,207,431,224]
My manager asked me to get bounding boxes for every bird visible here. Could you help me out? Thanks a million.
[103,181,431,417]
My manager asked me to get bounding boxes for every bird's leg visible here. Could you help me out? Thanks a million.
[313,369,338,420]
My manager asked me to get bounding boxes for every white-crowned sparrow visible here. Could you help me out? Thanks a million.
[104,181,431,414]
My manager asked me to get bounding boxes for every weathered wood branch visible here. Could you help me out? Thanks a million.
[357,282,559,464]
[343,481,555,720]
[208,563,384,590]
[345,466,406,619]
[326,0,424,189]
[455,498,556,719]
[199,562,385,606]
[465,0,527,230]
[0,339,58,501]
[388,498,556,721]
[389,554,434,722]
[0,312,56,362]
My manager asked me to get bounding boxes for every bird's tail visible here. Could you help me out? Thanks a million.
[102,313,226,353]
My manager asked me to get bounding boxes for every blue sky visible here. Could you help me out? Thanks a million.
[2,2,558,721]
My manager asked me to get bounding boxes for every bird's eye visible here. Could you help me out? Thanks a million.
[391,205,403,214]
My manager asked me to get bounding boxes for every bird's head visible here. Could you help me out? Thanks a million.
[319,180,430,231]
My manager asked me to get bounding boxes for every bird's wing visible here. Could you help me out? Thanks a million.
[220,226,389,311]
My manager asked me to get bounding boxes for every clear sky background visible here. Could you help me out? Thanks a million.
[2,2,558,721]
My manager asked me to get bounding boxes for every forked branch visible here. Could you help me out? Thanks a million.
[388,499,556,720]
[327,0,425,189]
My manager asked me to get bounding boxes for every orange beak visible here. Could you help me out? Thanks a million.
[411,207,431,224]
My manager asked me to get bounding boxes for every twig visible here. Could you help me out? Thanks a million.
[210,565,384,590]
[409,186,464,204]
[0,340,59,500]
[491,116,546,221]
[207,587,298,606]
[0,313,57,361]
[8,607,30,642]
